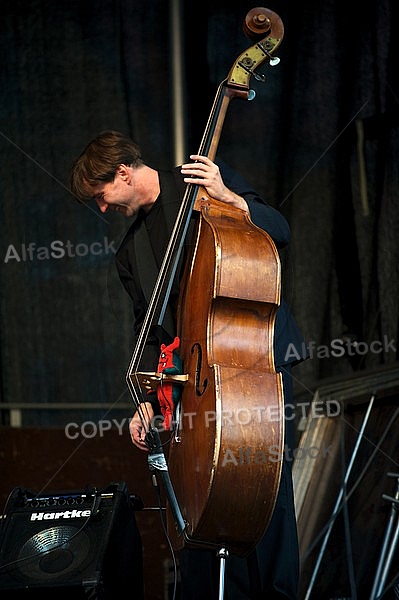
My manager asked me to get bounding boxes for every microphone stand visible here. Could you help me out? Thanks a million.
[369,472,399,600]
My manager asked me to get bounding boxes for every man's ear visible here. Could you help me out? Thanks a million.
[116,164,130,182]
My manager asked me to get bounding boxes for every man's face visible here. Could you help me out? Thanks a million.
[91,165,137,218]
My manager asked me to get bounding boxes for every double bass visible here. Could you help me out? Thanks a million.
[127,7,285,558]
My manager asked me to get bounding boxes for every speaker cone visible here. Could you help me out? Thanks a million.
[17,525,91,580]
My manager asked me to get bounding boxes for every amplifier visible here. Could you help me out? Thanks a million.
[0,481,143,599]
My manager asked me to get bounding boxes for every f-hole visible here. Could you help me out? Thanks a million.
[191,343,207,396]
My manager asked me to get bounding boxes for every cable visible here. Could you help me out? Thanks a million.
[152,472,179,600]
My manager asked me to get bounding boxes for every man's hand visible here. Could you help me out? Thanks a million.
[129,401,154,451]
[181,155,249,212]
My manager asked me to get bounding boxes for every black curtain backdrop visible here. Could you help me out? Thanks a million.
[0,0,398,424]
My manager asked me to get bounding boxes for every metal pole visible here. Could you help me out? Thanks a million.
[369,474,399,600]
[169,0,187,166]
[217,547,229,600]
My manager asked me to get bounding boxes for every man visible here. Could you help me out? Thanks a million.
[70,129,306,599]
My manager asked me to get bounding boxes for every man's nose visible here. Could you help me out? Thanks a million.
[95,198,108,213]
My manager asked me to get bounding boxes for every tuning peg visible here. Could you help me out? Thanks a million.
[248,90,256,101]
[253,72,266,82]
[269,56,280,66]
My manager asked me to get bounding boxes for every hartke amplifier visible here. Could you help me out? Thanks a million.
[0,481,143,599]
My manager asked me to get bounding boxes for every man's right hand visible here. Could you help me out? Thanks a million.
[129,401,154,451]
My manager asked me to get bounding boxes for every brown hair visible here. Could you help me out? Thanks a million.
[69,130,144,203]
